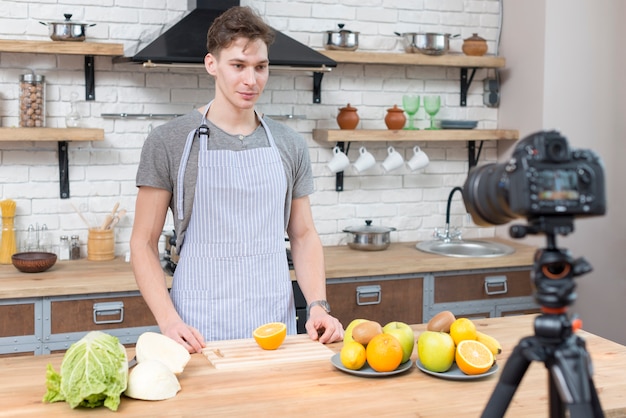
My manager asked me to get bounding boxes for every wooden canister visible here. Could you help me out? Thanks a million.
[87,228,115,261]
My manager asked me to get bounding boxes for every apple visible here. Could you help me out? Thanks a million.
[382,321,415,363]
[417,331,455,373]
[343,319,368,345]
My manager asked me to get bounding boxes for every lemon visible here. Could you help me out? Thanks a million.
[449,318,477,345]
[340,341,367,370]
[253,322,287,350]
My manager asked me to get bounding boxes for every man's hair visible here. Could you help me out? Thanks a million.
[206,6,276,57]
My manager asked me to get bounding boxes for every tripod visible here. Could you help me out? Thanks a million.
[481,216,604,418]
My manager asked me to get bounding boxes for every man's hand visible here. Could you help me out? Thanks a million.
[161,320,206,354]
[305,309,344,344]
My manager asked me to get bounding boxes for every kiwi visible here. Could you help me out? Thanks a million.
[351,321,383,345]
[426,310,456,333]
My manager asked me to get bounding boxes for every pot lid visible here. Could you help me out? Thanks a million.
[387,104,403,112]
[327,23,359,34]
[343,220,396,234]
[44,13,90,25]
[464,33,486,42]
[339,103,358,111]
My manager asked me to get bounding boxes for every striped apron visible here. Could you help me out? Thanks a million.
[171,103,296,341]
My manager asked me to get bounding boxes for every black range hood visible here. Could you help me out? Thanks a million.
[132,0,336,69]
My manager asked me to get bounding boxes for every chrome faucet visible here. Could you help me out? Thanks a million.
[434,186,464,241]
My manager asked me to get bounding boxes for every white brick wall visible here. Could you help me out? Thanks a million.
[0,0,502,254]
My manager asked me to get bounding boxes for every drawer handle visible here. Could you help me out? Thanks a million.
[484,276,508,295]
[356,285,381,306]
[93,301,125,324]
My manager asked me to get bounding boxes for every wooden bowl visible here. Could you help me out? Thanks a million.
[11,252,57,273]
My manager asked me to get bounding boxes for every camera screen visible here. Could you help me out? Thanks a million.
[537,169,580,201]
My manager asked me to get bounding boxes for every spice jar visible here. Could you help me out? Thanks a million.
[19,73,46,127]
[70,235,81,260]
[59,235,70,261]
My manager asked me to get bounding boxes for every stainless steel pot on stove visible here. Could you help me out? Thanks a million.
[40,14,95,42]
[325,24,359,51]
[395,32,459,55]
[343,220,396,251]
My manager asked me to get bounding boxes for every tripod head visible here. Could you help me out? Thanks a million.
[508,215,592,310]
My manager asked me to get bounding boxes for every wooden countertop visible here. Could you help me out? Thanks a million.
[0,238,535,299]
[1,315,624,417]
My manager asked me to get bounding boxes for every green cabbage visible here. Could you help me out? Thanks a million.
[43,331,128,411]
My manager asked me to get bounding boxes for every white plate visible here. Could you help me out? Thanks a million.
[415,359,499,380]
[330,353,413,377]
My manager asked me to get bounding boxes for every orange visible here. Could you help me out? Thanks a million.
[365,333,403,372]
[455,340,494,375]
[253,322,287,350]
[340,341,367,370]
[449,317,477,345]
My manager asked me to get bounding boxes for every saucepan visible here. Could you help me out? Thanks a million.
[395,32,460,55]
[40,14,95,42]
[343,220,396,251]
[325,24,359,51]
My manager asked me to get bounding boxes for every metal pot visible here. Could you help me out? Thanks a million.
[395,32,459,55]
[343,220,396,251]
[325,24,359,51]
[40,14,95,42]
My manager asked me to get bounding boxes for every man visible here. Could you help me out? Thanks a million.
[130,6,343,353]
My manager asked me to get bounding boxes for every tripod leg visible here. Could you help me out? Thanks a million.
[481,338,535,418]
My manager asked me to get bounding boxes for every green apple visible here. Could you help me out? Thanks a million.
[417,331,455,373]
[343,319,368,345]
[382,321,415,363]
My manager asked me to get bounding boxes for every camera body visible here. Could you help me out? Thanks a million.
[463,130,606,226]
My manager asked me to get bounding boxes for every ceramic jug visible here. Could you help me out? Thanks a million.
[385,105,407,130]
[337,104,359,129]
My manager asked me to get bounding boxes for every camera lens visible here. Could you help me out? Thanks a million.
[462,163,517,226]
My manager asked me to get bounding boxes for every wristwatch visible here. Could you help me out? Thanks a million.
[306,300,331,318]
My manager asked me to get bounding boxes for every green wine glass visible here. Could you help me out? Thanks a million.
[423,95,441,130]
[402,95,420,130]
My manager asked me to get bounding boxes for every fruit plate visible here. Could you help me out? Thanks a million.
[415,359,499,381]
[331,353,413,377]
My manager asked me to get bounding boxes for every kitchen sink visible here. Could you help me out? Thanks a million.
[416,239,515,258]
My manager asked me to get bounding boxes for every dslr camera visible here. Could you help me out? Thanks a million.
[463,130,606,227]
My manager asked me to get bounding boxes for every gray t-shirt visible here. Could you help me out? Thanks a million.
[136,109,314,250]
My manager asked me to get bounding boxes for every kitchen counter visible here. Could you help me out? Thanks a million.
[0,238,535,299]
[0,315,624,417]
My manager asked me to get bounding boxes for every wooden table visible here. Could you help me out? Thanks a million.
[1,315,624,417]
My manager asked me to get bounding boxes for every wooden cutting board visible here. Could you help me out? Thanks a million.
[202,334,334,370]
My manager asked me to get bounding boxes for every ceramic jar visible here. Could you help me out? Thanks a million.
[384,105,407,130]
[462,33,488,56]
[337,104,359,129]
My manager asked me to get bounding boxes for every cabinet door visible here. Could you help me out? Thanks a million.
[0,299,43,356]
[434,270,532,303]
[48,294,156,335]
[327,277,423,327]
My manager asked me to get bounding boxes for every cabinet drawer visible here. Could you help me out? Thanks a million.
[0,303,35,337]
[50,295,156,334]
[327,278,423,327]
[434,270,532,303]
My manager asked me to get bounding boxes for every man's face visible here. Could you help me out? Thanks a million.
[205,37,270,110]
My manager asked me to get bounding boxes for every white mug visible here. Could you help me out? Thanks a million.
[327,146,350,173]
[407,145,430,171]
[352,146,376,173]
[382,146,404,172]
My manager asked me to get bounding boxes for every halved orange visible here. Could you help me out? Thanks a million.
[455,339,494,375]
[253,322,287,350]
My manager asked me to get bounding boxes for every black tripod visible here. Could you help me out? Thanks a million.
[481,216,604,418]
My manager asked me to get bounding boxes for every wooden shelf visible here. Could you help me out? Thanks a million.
[312,129,519,143]
[319,50,505,68]
[0,39,123,56]
[0,127,104,142]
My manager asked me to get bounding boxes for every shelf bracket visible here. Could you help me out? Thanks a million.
[313,72,324,103]
[85,55,95,101]
[58,141,70,199]
[467,140,484,174]
[334,141,346,191]
[459,67,477,107]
